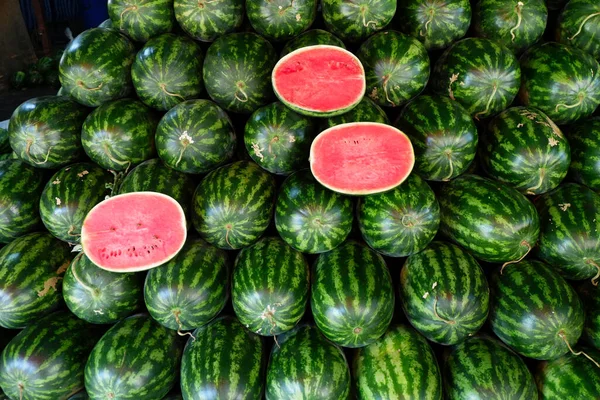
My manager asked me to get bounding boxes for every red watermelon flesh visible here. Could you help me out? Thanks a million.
[272,45,366,116]
[310,122,415,195]
[81,192,187,272]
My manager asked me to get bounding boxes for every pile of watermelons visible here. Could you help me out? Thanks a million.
[10,51,63,90]
[1,0,600,398]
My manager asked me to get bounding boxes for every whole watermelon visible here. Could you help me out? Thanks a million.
[59,27,136,107]
[10,71,26,89]
[131,33,204,111]
[174,0,244,42]
[556,0,600,59]
[280,29,346,56]
[577,281,600,349]
[246,0,316,41]
[107,0,174,42]
[568,117,600,191]
[324,97,389,128]
[203,32,277,114]
[322,0,396,42]
[8,96,88,169]
[36,56,54,73]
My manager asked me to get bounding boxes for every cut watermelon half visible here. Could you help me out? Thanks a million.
[310,122,415,195]
[81,192,187,272]
[272,45,366,117]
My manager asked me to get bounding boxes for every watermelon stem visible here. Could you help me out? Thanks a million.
[555,93,585,113]
[401,215,414,227]
[159,83,185,101]
[225,224,233,248]
[420,8,435,37]
[442,151,454,181]
[525,168,546,194]
[251,142,265,162]
[433,296,456,325]
[25,139,53,165]
[175,131,194,167]
[119,5,138,27]
[500,240,532,274]
[197,0,220,8]
[260,304,281,348]
[559,331,600,368]
[360,8,377,28]
[382,75,395,106]
[70,255,95,294]
[173,310,196,341]
[108,170,125,195]
[509,2,525,43]
[568,12,600,41]
[235,84,249,103]
[76,80,103,91]
[18,383,23,400]
[448,73,459,101]
[103,143,131,172]
[588,259,600,286]
[474,82,498,120]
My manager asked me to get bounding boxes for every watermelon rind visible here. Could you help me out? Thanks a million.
[567,116,600,191]
[280,29,346,57]
[246,0,317,41]
[577,281,600,349]
[322,0,396,43]
[107,0,175,43]
[556,0,600,59]
[174,0,244,42]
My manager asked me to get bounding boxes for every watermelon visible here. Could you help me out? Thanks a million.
[438,174,540,263]
[85,314,182,399]
[431,38,521,119]
[37,56,54,73]
[266,324,350,399]
[81,98,157,172]
[40,163,113,244]
[27,69,44,86]
[353,324,442,399]
[480,106,571,195]
[107,0,174,42]
[131,33,204,111]
[81,192,187,272]
[10,71,26,89]
[192,161,276,250]
[99,18,115,29]
[0,128,9,154]
[244,102,316,175]
[309,122,415,195]
[155,99,236,174]
[398,0,471,50]
[534,183,600,282]
[246,0,316,41]
[395,95,478,181]
[444,335,538,399]
[232,237,309,336]
[322,0,396,42]
[473,0,548,53]
[357,30,430,108]
[9,96,88,169]
[311,240,394,348]
[357,174,439,257]
[280,29,346,56]
[204,32,277,114]
[490,260,584,360]
[568,116,600,191]
[59,27,136,107]
[174,0,244,42]
[144,238,230,331]
[577,281,600,349]
[272,45,366,116]
[63,252,144,324]
[180,316,265,399]
[0,311,99,400]
[275,169,353,254]
[519,42,600,124]
[0,232,72,329]
[399,241,489,345]
[557,0,600,59]
[323,97,389,128]
[0,160,45,243]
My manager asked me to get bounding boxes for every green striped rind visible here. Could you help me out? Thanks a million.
[0,128,9,154]
[577,281,600,349]
[85,314,182,399]
[173,0,244,42]
[395,95,477,181]
[473,0,548,53]
[232,237,309,336]
[280,29,346,56]
[144,238,230,331]
[275,169,353,254]
[8,96,88,169]
[203,32,277,114]
[444,335,538,399]
[324,97,389,128]
[357,30,430,108]
[131,33,204,111]
[353,324,442,399]
[192,160,276,250]
[399,241,489,345]
[0,311,99,400]
[358,174,439,257]
[557,0,600,59]
[244,102,316,175]
[0,232,72,329]
[489,260,584,360]
[399,0,471,50]
[0,160,45,243]
[81,98,157,172]
[431,38,521,119]
[266,324,350,399]
[534,183,600,280]
[519,42,600,124]
[63,252,144,324]
[568,117,600,191]
[311,240,394,348]
[438,174,540,263]
[480,106,570,195]
[40,163,112,243]
[322,0,396,42]
[156,99,236,174]
[107,0,175,42]
[59,27,136,107]
[246,0,316,41]
[181,316,265,399]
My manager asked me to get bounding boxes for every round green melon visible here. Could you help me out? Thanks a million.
[107,0,175,42]
[174,0,244,42]
[557,0,600,59]
[246,0,316,41]
[322,0,396,42]
[577,281,600,349]
[567,117,600,191]
[323,97,389,128]
[10,71,26,89]
[280,29,346,56]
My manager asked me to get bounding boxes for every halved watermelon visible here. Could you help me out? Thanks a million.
[310,122,414,195]
[80,192,187,272]
[272,45,366,117]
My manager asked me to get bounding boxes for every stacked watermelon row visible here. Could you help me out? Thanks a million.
[1,0,600,399]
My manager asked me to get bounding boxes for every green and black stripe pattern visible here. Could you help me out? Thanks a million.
[322,0,396,42]
[107,0,175,43]
[280,29,346,56]
[576,281,600,349]
[174,0,244,42]
[567,116,600,192]
[557,0,600,59]
[246,0,316,41]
